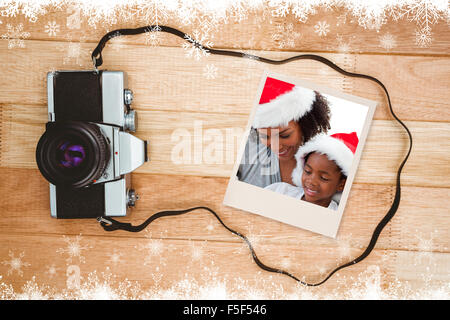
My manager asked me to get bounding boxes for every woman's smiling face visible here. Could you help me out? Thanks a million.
[301,152,346,207]
[257,120,303,161]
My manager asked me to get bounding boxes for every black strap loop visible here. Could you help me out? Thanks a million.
[92,26,188,68]
[94,25,412,287]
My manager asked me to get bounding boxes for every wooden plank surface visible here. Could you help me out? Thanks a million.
[0,4,449,299]
[1,168,449,253]
[4,5,450,56]
[1,103,448,187]
[5,233,444,297]
[1,40,449,123]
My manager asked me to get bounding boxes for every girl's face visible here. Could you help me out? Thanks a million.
[301,152,346,207]
[257,120,303,162]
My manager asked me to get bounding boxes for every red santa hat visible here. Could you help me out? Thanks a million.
[252,77,316,129]
[292,132,359,187]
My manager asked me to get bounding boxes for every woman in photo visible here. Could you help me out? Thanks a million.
[237,77,331,188]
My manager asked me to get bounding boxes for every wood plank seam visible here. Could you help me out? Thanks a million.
[3,101,450,124]
[2,41,449,123]
[386,185,399,279]
[4,33,450,58]
[0,104,5,167]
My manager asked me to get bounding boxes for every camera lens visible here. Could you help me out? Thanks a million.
[36,122,110,188]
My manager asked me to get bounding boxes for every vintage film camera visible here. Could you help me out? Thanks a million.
[36,71,148,218]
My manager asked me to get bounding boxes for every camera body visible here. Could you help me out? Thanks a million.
[36,70,148,218]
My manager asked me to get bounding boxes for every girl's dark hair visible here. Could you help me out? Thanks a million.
[297,91,331,143]
[304,151,347,180]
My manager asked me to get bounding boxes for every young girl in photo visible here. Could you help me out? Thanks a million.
[265,132,358,210]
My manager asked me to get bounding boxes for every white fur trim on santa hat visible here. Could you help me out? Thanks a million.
[292,134,354,187]
[252,86,316,129]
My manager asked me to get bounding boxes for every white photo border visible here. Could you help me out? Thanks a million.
[223,70,378,238]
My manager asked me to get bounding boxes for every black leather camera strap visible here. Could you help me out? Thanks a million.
[93,25,413,286]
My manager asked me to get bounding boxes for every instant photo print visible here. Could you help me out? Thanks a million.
[223,71,377,238]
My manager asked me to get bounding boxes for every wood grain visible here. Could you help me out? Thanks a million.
[3,5,449,56]
[0,168,448,255]
[1,104,448,187]
[1,232,447,295]
[1,40,450,123]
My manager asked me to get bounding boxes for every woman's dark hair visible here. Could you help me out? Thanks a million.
[249,91,331,145]
[297,91,331,143]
